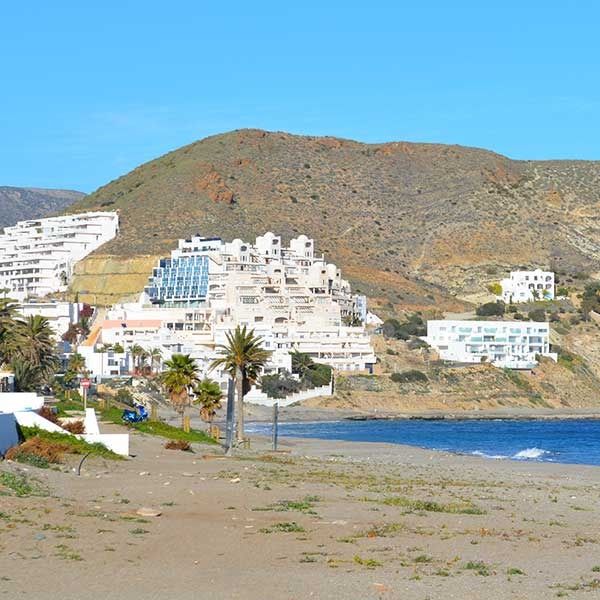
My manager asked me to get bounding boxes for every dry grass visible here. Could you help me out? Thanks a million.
[6,436,70,464]
[164,439,192,451]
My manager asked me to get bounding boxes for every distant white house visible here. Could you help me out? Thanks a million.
[423,320,557,369]
[499,269,554,303]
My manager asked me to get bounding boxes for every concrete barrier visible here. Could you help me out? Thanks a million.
[0,393,44,413]
[244,382,333,407]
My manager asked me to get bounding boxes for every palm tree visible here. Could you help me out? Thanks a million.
[291,350,314,378]
[193,377,223,429]
[0,296,19,365]
[130,344,145,374]
[161,354,200,427]
[12,357,42,392]
[10,315,59,383]
[149,347,163,375]
[67,352,87,376]
[210,325,270,444]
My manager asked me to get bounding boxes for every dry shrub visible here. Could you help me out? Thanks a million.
[164,440,191,451]
[60,420,85,434]
[6,436,70,463]
[38,405,59,424]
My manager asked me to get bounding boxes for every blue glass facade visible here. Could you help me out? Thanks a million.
[145,255,210,305]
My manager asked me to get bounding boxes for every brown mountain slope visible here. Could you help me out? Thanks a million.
[0,186,84,228]
[67,129,600,306]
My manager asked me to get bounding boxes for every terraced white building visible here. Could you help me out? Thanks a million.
[424,319,557,369]
[0,212,118,300]
[81,232,376,386]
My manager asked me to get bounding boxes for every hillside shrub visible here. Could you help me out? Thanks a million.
[476,302,505,317]
[382,314,426,340]
[390,370,428,384]
[487,282,502,296]
[581,281,600,318]
[528,308,546,322]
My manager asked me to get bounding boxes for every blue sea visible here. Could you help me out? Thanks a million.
[246,419,600,466]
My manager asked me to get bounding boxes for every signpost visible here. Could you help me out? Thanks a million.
[81,378,91,410]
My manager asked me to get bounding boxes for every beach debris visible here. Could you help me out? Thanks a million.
[229,477,241,483]
[136,507,162,518]
[139,471,150,476]
[331,520,348,525]
[182,472,194,477]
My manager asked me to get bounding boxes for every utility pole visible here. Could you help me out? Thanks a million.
[225,379,235,455]
[272,402,279,452]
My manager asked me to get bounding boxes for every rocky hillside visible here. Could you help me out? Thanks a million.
[0,187,84,229]
[304,335,600,412]
[67,129,600,307]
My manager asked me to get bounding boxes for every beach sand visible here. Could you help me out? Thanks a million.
[1,426,599,599]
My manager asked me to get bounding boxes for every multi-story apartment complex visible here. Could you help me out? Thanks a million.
[499,269,555,303]
[17,300,83,339]
[423,320,557,369]
[0,212,118,300]
[80,232,376,388]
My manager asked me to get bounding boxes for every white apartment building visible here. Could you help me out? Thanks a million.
[17,300,82,339]
[423,320,557,369]
[499,269,555,303]
[80,232,376,387]
[0,212,118,300]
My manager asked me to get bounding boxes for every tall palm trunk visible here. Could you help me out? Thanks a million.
[235,365,244,443]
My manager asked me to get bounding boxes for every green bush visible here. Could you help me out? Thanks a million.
[476,302,505,317]
[528,308,546,322]
[261,372,301,399]
[390,370,428,384]
[381,314,426,340]
[487,282,502,296]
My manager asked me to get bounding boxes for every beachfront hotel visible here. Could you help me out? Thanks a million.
[423,319,557,369]
[80,232,377,388]
[0,212,118,300]
[499,269,555,303]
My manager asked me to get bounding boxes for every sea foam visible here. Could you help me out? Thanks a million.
[513,448,549,460]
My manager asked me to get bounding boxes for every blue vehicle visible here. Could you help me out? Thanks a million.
[121,404,149,424]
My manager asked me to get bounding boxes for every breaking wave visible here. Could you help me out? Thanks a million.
[512,448,549,460]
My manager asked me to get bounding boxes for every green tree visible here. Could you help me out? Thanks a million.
[210,326,270,444]
[11,357,42,392]
[130,344,145,374]
[0,296,19,365]
[149,347,163,375]
[10,315,59,383]
[161,354,200,427]
[291,350,314,378]
[193,377,223,428]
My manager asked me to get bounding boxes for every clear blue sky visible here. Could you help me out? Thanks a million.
[1,1,599,192]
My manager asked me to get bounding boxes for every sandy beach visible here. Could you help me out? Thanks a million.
[2,420,600,600]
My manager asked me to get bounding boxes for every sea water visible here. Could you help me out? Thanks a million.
[246,418,600,466]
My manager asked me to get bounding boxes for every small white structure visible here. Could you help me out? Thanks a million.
[423,320,557,369]
[499,270,555,303]
[0,211,118,300]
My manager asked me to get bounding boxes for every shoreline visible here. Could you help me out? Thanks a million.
[244,404,600,423]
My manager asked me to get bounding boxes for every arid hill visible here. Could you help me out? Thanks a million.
[67,129,600,307]
[0,186,84,228]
